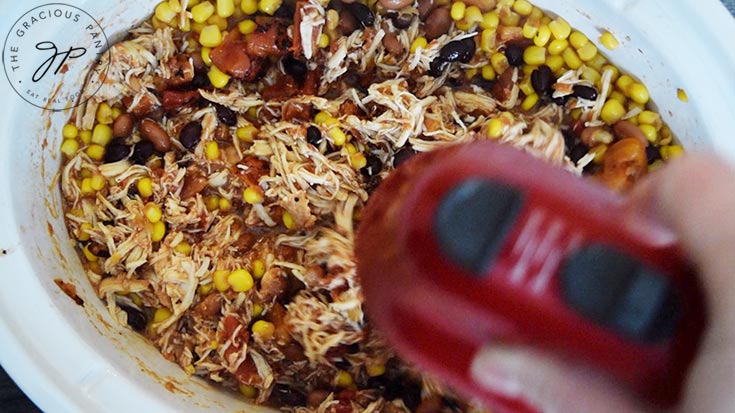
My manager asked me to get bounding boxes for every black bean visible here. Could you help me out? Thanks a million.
[361,154,382,177]
[553,95,570,106]
[572,85,598,100]
[274,2,295,19]
[399,379,422,410]
[271,384,306,406]
[179,121,202,151]
[104,138,131,163]
[505,44,524,67]
[191,70,210,88]
[345,343,361,354]
[131,141,155,165]
[471,75,495,91]
[335,359,351,370]
[439,37,475,63]
[531,65,554,95]
[646,145,661,163]
[306,125,322,146]
[569,143,590,164]
[215,104,237,126]
[346,3,375,28]
[283,56,307,83]
[393,146,417,167]
[119,304,147,332]
[389,11,414,29]
[428,58,449,77]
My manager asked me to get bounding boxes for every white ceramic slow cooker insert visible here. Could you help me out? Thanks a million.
[0,1,734,412]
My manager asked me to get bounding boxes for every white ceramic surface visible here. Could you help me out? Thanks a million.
[0,1,733,412]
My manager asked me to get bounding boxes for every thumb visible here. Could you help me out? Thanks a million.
[470,345,650,413]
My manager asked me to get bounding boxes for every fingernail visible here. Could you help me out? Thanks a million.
[470,346,524,399]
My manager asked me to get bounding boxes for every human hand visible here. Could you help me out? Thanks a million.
[470,153,735,413]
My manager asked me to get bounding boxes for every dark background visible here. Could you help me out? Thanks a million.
[1,1,734,412]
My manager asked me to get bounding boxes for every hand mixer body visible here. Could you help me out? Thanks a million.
[356,142,705,413]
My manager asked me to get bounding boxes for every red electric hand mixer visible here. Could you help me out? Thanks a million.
[356,142,705,413]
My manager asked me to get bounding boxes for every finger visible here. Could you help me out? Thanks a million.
[471,345,650,413]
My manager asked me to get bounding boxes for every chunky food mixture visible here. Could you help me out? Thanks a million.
[60,0,683,411]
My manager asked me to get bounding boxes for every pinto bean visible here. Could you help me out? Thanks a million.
[161,89,200,111]
[418,0,435,19]
[194,293,222,317]
[379,0,412,10]
[211,33,260,80]
[180,166,209,199]
[139,118,171,152]
[382,31,404,55]
[613,120,648,146]
[112,113,134,138]
[580,126,614,146]
[598,138,647,192]
[423,7,452,40]
[464,0,496,12]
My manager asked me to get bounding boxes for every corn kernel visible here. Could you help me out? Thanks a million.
[79,130,92,144]
[62,123,79,139]
[464,5,483,25]
[328,128,347,146]
[521,93,539,111]
[499,11,520,26]
[218,197,232,212]
[480,11,499,30]
[600,99,626,124]
[203,195,218,211]
[213,269,230,291]
[490,52,509,75]
[90,174,106,191]
[252,259,266,279]
[192,1,215,22]
[616,75,634,94]
[199,25,222,47]
[239,385,258,399]
[522,21,539,39]
[243,186,264,204]
[523,45,546,65]
[228,269,254,292]
[76,223,92,241]
[192,21,206,33]
[236,125,258,142]
[577,42,598,61]
[546,38,568,56]
[313,111,330,125]
[144,203,163,223]
[638,111,661,128]
[450,1,466,21]
[518,75,534,95]
[599,31,619,50]
[91,124,113,146]
[86,144,105,161]
[205,141,220,160]
[601,65,619,83]
[591,144,608,164]
[252,303,264,318]
[661,144,684,160]
[351,152,367,169]
[545,55,564,73]
[487,118,503,139]
[252,320,275,339]
[216,0,235,17]
[513,0,533,15]
[410,37,428,53]
[282,211,295,229]
[198,282,213,295]
[317,33,330,48]
[241,0,258,14]
[153,307,172,323]
[345,143,357,155]
[151,220,166,242]
[169,0,183,12]
[175,241,192,254]
[479,29,495,53]
[534,24,551,47]
[367,364,386,377]
[135,178,153,199]
[549,18,571,40]
[628,82,650,105]
[60,139,79,156]
[335,370,353,387]
[481,65,496,81]
[567,31,587,49]
[258,0,282,15]
[96,103,113,125]
[238,19,257,35]
[82,244,98,261]
[609,90,626,104]
[677,88,688,102]
[155,1,177,23]
[580,67,601,85]
[561,47,582,70]
[639,124,658,143]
